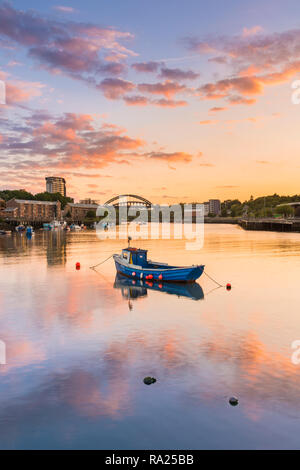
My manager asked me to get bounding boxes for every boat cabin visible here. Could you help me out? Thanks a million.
[122,248,148,267]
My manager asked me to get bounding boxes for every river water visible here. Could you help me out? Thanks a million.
[0,224,300,449]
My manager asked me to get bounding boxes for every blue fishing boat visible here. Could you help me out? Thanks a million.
[113,240,204,283]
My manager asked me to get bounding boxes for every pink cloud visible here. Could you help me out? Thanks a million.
[209,106,227,112]
[159,67,199,81]
[123,95,187,108]
[98,78,135,99]
[0,3,134,87]
[242,25,263,37]
[131,61,162,73]
[138,80,186,98]
[0,111,145,170]
[228,95,256,105]
[153,98,187,107]
[144,151,196,163]
[184,27,300,106]
[199,120,218,125]
[53,6,77,13]
[5,80,44,105]
[123,95,148,106]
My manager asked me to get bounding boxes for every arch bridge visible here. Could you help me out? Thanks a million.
[104,194,152,208]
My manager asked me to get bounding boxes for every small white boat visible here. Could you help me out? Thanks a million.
[70,224,81,231]
[50,220,64,229]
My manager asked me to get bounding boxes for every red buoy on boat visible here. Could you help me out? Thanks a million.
[226,283,231,290]
[132,272,136,277]
[158,274,163,280]
[146,274,153,280]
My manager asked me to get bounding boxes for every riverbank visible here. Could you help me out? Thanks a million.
[239,218,300,232]
[204,217,239,224]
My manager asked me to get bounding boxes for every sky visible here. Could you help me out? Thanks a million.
[1,0,300,203]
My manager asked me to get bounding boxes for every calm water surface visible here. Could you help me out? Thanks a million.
[1,224,300,450]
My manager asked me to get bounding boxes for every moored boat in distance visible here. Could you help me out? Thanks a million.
[113,240,204,283]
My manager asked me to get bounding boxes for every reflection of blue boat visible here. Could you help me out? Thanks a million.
[114,274,204,301]
[26,226,34,235]
[113,245,204,283]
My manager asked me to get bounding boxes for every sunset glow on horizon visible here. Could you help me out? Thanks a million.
[1,0,300,203]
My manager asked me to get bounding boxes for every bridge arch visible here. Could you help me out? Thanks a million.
[104,194,152,208]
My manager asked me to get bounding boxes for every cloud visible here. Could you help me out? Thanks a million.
[199,120,217,125]
[184,27,300,106]
[98,78,135,99]
[131,61,162,73]
[209,106,227,112]
[242,25,263,37]
[144,151,195,163]
[0,109,200,181]
[5,80,44,105]
[198,76,263,98]
[123,95,148,106]
[227,95,256,105]
[153,98,187,107]
[0,3,134,86]
[0,111,145,170]
[138,80,186,98]
[159,67,199,81]
[123,95,187,107]
[7,60,22,67]
[53,6,77,13]
[208,56,228,64]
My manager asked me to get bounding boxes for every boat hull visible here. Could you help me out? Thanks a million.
[114,255,204,283]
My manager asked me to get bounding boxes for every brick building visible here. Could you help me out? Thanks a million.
[4,199,61,222]
[64,203,98,222]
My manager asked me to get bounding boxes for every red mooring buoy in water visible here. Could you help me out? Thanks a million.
[226,283,231,291]
[76,262,81,270]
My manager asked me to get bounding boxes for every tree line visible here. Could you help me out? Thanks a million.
[220,194,300,218]
[0,189,73,209]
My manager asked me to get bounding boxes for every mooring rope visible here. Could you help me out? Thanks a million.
[90,254,114,269]
[203,270,224,288]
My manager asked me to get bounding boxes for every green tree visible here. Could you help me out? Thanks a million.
[0,189,35,201]
[275,205,294,218]
[86,210,97,218]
